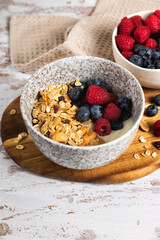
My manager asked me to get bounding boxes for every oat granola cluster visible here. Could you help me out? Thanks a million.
[32,79,104,146]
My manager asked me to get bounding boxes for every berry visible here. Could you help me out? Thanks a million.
[138,47,152,60]
[116,96,132,112]
[130,15,144,29]
[76,105,90,122]
[129,55,143,67]
[109,92,118,103]
[145,38,158,49]
[153,120,160,136]
[144,14,160,34]
[94,118,111,136]
[146,64,155,69]
[146,105,158,117]
[143,59,154,68]
[90,105,104,121]
[152,48,160,59]
[103,103,122,121]
[119,110,131,121]
[86,85,110,105]
[118,17,134,35]
[154,10,160,20]
[87,78,102,87]
[111,120,123,130]
[155,94,160,105]
[69,87,83,102]
[134,26,151,44]
[121,50,134,59]
[154,60,160,69]
[115,34,135,51]
[134,45,145,54]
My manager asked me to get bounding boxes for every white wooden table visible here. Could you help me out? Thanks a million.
[0,1,160,239]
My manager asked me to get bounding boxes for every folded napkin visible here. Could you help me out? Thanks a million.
[10,0,160,74]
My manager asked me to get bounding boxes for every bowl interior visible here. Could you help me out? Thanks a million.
[20,56,144,139]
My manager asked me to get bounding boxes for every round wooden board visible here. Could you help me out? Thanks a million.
[1,91,160,183]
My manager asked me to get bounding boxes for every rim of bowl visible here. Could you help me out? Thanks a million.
[112,9,160,72]
[20,56,145,150]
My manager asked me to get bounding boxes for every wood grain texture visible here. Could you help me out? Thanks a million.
[2,92,160,183]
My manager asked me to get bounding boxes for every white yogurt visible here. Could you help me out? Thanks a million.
[101,118,134,143]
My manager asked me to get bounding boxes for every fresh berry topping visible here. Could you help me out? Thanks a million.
[103,103,122,121]
[152,48,160,59]
[111,120,123,130]
[134,45,145,54]
[129,55,143,67]
[144,15,160,34]
[154,10,160,20]
[146,105,158,117]
[130,15,144,29]
[134,26,151,44]
[69,87,83,102]
[121,50,134,59]
[115,34,135,51]
[146,64,155,69]
[109,92,118,103]
[87,78,102,87]
[116,96,132,112]
[155,60,160,69]
[153,120,160,136]
[86,85,110,105]
[155,94,160,105]
[145,38,158,49]
[138,47,152,60]
[76,104,90,122]
[119,110,132,121]
[94,118,111,136]
[90,105,104,121]
[143,58,153,68]
[118,17,134,35]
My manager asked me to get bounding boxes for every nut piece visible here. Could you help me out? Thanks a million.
[140,120,149,132]
[10,109,16,115]
[152,152,157,158]
[145,150,151,156]
[138,136,147,143]
[50,132,68,143]
[133,153,140,159]
[16,144,24,150]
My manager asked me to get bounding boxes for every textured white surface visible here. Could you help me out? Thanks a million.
[0,0,160,239]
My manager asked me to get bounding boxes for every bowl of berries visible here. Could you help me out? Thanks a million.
[112,10,160,89]
[20,56,145,169]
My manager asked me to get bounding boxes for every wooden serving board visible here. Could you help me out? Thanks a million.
[1,90,160,183]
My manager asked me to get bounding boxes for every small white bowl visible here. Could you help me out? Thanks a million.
[112,10,160,89]
[20,56,145,170]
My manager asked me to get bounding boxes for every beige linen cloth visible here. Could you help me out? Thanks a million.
[10,0,160,74]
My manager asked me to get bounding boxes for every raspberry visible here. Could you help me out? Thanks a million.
[115,34,135,51]
[144,15,160,33]
[144,38,158,49]
[94,118,111,136]
[103,103,121,121]
[109,92,118,103]
[134,26,151,44]
[153,120,160,136]
[130,15,144,29]
[86,85,110,105]
[154,10,160,20]
[121,50,134,59]
[118,17,134,35]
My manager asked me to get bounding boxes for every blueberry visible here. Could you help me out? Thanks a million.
[116,96,132,112]
[129,55,143,67]
[119,110,131,121]
[111,120,123,130]
[146,105,158,117]
[155,94,160,106]
[138,47,152,60]
[76,105,90,122]
[90,105,104,120]
[154,60,160,69]
[87,77,102,87]
[68,87,83,102]
[146,64,155,69]
[143,58,152,68]
[134,45,145,54]
[152,48,160,60]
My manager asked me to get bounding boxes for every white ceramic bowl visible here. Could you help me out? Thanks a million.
[112,10,160,89]
[20,56,145,170]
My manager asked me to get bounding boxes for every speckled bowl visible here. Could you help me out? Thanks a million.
[20,56,145,170]
[112,10,160,89]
